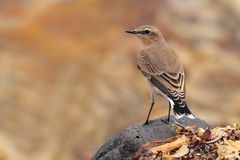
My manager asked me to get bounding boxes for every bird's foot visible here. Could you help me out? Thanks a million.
[143,120,150,125]
[161,119,170,124]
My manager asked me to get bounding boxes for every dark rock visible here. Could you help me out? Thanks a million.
[92,115,211,160]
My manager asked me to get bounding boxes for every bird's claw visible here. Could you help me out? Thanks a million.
[161,119,170,124]
[144,120,150,125]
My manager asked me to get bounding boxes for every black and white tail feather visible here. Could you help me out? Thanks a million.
[169,98,195,119]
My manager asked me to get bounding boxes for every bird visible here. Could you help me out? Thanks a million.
[126,25,195,125]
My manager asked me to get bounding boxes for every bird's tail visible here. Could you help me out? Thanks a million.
[172,101,195,119]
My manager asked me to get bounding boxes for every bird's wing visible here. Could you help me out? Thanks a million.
[137,48,186,101]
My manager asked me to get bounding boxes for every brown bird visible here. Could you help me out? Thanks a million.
[126,25,195,125]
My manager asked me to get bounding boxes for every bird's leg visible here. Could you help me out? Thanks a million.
[144,93,155,125]
[162,102,171,124]
[167,102,171,122]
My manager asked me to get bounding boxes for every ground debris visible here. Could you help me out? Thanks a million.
[132,123,240,160]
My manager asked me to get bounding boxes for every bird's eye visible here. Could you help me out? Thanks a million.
[144,29,151,34]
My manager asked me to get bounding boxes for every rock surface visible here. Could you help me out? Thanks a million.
[92,116,211,160]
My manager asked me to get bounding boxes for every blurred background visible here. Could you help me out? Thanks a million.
[0,0,239,159]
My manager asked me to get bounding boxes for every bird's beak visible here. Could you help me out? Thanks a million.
[125,30,137,34]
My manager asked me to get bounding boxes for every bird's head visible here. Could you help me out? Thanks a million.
[126,25,163,45]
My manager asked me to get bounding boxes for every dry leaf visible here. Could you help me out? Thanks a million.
[175,123,195,134]
[235,130,240,138]
[201,129,211,142]
[224,139,240,151]
[185,125,195,131]
[171,144,189,158]
[217,144,240,159]
[151,135,189,153]
[204,127,227,144]
[197,128,205,137]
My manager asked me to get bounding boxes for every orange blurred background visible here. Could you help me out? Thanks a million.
[0,0,239,159]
